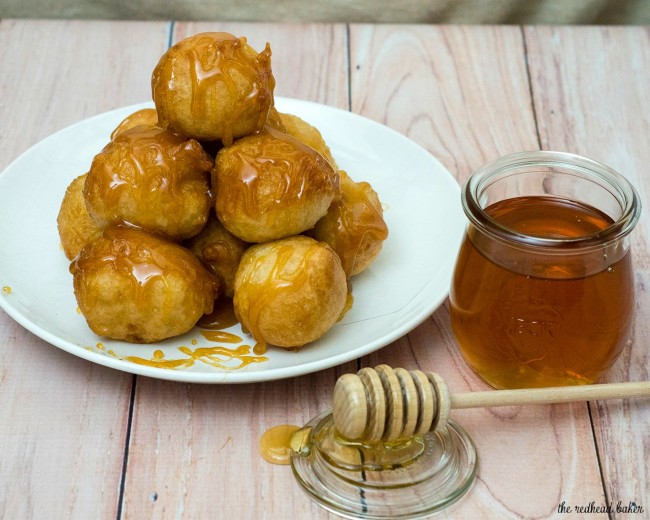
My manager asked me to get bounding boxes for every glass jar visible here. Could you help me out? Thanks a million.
[449,151,641,389]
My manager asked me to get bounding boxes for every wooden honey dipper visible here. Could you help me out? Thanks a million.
[332,365,650,442]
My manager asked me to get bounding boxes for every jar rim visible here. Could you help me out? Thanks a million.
[461,151,642,250]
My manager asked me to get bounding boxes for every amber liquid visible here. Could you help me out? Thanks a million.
[450,196,634,389]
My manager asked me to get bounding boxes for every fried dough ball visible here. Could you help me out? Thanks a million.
[185,214,249,298]
[310,171,388,278]
[110,108,158,140]
[234,236,347,351]
[57,174,103,260]
[71,224,218,343]
[84,125,213,241]
[279,112,338,169]
[152,32,275,145]
[214,128,340,243]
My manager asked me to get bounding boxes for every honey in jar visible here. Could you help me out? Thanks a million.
[449,152,641,389]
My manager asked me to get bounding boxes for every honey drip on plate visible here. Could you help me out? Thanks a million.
[196,297,239,330]
[87,343,267,371]
[259,424,300,465]
[200,330,242,343]
[81,284,268,371]
[2,286,11,295]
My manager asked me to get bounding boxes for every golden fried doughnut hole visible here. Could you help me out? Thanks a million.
[152,32,275,145]
[71,225,218,343]
[57,174,103,260]
[185,213,249,298]
[310,171,388,278]
[84,125,213,241]
[214,128,339,243]
[279,112,338,169]
[110,108,158,140]
[234,236,347,351]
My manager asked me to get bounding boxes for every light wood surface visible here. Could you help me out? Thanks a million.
[1,20,648,519]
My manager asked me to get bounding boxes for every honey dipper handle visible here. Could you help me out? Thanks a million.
[450,380,650,410]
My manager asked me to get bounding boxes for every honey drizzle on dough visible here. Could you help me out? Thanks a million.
[217,129,338,224]
[187,35,273,146]
[70,225,218,329]
[95,127,204,209]
[85,125,212,238]
[235,241,318,354]
[319,174,388,277]
[338,290,354,321]
[110,108,158,140]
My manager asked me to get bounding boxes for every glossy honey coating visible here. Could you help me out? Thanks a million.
[57,174,103,260]
[185,213,249,297]
[152,32,275,145]
[265,106,286,132]
[279,112,338,169]
[71,224,218,343]
[233,236,347,351]
[110,108,158,140]
[310,171,388,278]
[214,128,340,243]
[84,124,213,241]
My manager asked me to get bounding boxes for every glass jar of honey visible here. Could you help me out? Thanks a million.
[449,151,641,389]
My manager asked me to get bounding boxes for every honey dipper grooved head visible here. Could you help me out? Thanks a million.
[332,366,451,442]
[332,373,368,440]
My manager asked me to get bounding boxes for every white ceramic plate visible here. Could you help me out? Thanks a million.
[0,98,465,383]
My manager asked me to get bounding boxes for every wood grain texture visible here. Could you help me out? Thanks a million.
[0,20,170,520]
[350,24,540,181]
[350,24,606,518]
[118,22,352,520]
[526,25,650,515]
[0,19,170,172]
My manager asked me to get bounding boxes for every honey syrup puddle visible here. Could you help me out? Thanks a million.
[259,424,301,465]
[85,297,268,370]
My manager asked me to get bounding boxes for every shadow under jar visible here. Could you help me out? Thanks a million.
[449,151,641,389]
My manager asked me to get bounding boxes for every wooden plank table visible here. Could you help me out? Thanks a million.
[0,20,648,519]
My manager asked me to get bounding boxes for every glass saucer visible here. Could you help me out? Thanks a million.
[290,408,478,519]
